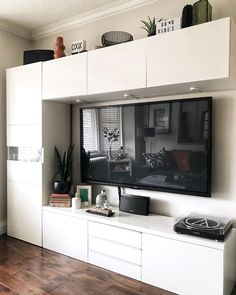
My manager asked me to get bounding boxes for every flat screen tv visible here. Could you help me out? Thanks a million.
[80,97,212,197]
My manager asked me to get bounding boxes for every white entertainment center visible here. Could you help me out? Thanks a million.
[6,17,236,295]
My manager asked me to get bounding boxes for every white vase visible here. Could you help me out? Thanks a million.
[72,197,81,209]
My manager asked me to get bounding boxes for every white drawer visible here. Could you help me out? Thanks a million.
[89,236,141,265]
[89,250,142,280]
[7,160,42,186]
[89,221,141,249]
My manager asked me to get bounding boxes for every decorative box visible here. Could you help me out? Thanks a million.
[156,17,181,34]
[71,40,86,54]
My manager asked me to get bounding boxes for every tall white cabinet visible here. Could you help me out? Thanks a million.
[7,62,70,246]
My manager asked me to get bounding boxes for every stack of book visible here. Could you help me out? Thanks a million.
[49,194,71,207]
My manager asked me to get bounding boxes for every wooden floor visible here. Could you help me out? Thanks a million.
[0,235,175,295]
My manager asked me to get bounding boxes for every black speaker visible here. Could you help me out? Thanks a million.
[119,194,150,216]
[23,49,54,65]
[181,5,193,28]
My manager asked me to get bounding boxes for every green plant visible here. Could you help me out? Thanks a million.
[141,16,156,36]
[54,144,74,182]
[141,17,162,36]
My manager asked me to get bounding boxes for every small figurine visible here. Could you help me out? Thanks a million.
[96,190,108,208]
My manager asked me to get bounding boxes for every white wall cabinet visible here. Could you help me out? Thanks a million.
[87,39,147,95]
[43,210,88,262]
[142,233,236,295]
[7,62,42,126]
[147,18,236,92]
[43,53,87,100]
[40,18,236,104]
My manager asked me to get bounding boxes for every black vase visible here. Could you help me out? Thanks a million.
[53,181,71,194]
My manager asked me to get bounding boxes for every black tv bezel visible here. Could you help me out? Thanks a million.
[80,96,212,198]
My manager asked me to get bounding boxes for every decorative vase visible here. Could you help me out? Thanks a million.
[53,181,71,194]
[181,4,193,28]
[54,36,65,59]
[192,0,212,25]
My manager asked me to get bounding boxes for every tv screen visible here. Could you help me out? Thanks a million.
[80,97,212,197]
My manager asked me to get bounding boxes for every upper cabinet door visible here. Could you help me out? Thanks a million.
[7,62,42,126]
[87,39,147,95]
[43,53,87,99]
[147,17,232,88]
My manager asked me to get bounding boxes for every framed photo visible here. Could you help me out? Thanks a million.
[150,103,171,134]
[76,185,92,207]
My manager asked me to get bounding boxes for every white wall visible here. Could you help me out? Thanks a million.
[0,30,32,234]
[33,0,236,221]
[33,0,236,50]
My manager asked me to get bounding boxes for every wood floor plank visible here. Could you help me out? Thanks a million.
[0,235,179,295]
[0,282,19,295]
[0,272,50,295]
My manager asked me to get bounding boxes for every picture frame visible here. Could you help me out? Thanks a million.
[76,185,92,207]
[150,103,171,134]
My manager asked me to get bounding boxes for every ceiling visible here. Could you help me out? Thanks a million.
[0,0,156,39]
[0,0,123,30]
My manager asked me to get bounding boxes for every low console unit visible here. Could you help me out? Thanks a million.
[42,206,236,295]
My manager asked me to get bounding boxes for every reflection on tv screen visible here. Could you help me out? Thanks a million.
[80,97,212,197]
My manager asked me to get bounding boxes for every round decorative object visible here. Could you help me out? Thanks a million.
[101,31,133,47]
[53,181,71,194]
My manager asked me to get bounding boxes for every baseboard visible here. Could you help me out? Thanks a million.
[0,220,7,235]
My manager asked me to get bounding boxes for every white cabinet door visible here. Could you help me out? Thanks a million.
[88,39,147,94]
[7,125,42,147]
[147,18,231,88]
[43,211,87,262]
[142,234,224,295]
[43,53,87,99]
[7,161,42,186]
[7,182,42,246]
[7,62,42,126]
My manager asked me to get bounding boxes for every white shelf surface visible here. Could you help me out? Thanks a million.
[43,206,233,250]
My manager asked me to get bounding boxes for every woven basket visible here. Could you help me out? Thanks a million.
[101,31,133,47]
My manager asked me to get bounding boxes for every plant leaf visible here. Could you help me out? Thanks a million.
[54,146,63,180]
[141,20,151,29]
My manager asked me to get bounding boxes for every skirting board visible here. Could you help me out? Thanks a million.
[0,220,7,235]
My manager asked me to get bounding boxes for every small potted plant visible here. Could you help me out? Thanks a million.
[53,144,74,194]
[141,17,162,37]
[141,16,156,36]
